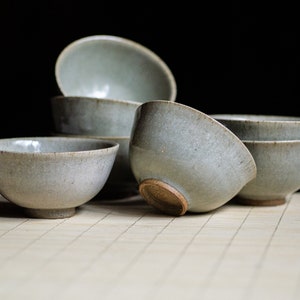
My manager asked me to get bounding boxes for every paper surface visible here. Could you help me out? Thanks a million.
[0,193,299,300]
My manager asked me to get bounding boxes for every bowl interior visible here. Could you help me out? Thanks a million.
[55,35,177,102]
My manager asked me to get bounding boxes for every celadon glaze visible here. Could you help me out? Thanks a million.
[55,35,177,103]
[236,140,300,206]
[0,137,119,218]
[129,100,257,215]
[51,95,141,136]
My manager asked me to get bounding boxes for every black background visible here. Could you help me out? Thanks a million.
[1,1,299,138]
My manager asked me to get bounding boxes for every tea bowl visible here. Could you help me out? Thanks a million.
[52,133,138,199]
[210,114,300,140]
[55,35,177,103]
[0,136,119,218]
[234,139,300,206]
[129,100,257,216]
[50,95,141,136]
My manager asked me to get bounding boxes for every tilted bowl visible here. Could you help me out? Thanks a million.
[129,100,257,216]
[55,35,177,103]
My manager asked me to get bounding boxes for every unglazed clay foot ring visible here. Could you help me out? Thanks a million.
[139,179,188,216]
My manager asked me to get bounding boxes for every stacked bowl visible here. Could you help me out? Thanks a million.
[50,35,177,199]
[211,114,300,206]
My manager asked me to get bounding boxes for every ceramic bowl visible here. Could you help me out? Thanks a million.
[55,35,177,103]
[0,136,119,218]
[210,114,300,140]
[129,100,257,216]
[234,139,300,206]
[50,95,141,136]
[52,133,138,199]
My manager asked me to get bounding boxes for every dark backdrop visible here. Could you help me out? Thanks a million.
[1,1,299,138]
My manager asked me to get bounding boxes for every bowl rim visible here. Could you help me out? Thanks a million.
[52,132,131,140]
[242,139,300,144]
[51,95,142,106]
[210,113,300,123]
[0,136,120,155]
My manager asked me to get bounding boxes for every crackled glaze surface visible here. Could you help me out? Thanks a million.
[236,140,300,205]
[0,137,119,218]
[130,100,257,215]
[51,95,140,136]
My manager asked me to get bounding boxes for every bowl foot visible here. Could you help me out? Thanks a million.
[235,197,286,206]
[24,207,76,219]
[139,179,188,216]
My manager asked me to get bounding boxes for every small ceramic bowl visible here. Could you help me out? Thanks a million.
[55,35,177,103]
[210,114,300,140]
[50,95,141,136]
[129,100,257,216]
[234,139,300,206]
[0,136,119,218]
[52,133,138,199]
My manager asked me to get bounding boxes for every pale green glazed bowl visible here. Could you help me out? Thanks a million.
[235,139,300,206]
[55,35,177,103]
[0,137,119,218]
[129,100,257,216]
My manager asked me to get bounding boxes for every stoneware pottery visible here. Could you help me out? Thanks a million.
[211,114,300,140]
[0,137,119,218]
[235,139,300,206]
[129,100,257,216]
[53,133,138,199]
[55,35,177,103]
[50,95,141,136]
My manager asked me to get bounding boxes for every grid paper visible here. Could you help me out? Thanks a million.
[0,192,299,300]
